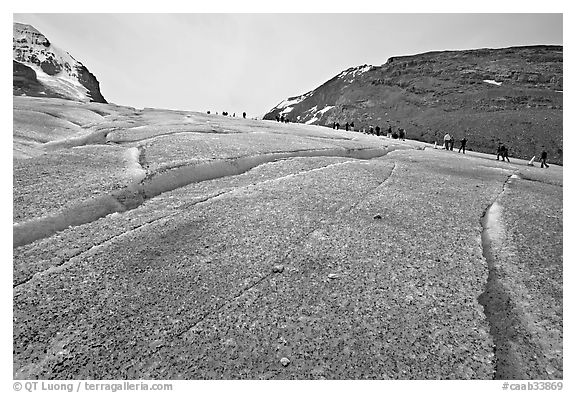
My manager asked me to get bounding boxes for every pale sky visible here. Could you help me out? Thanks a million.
[13,12,563,117]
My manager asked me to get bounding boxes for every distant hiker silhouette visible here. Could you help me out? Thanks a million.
[399,128,405,141]
[243,112,246,119]
[449,136,455,151]
[335,122,340,130]
[280,114,285,123]
[345,122,349,131]
[497,144,510,162]
[459,138,467,154]
[444,133,451,150]
[502,146,510,162]
[387,125,392,138]
[350,121,355,131]
[275,115,280,122]
[369,125,374,134]
[540,150,550,168]
[375,126,380,136]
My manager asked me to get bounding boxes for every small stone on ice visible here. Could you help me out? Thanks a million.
[328,273,340,279]
[272,265,284,273]
[373,214,382,219]
[280,357,290,367]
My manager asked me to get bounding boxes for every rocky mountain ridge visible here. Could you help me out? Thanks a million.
[264,45,563,164]
[13,22,107,103]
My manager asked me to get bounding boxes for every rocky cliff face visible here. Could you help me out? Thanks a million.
[13,22,107,103]
[264,46,563,163]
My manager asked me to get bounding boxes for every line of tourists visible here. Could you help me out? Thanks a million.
[440,133,552,169]
[275,114,290,123]
[207,111,247,119]
[339,122,407,140]
[442,133,467,153]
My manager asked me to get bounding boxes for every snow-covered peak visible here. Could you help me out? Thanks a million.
[14,23,81,78]
[13,23,46,44]
[13,22,106,103]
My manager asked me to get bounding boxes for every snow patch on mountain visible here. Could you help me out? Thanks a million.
[483,79,503,86]
[305,116,320,125]
[303,105,334,125]
[276,91,313,110]
[318,106,334,115]
[277,97,303,110]
[338,65,373,80]
[31,63,90,101]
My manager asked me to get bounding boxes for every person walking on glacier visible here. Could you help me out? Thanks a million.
[458,137,467,154]
[540,150,550,168]
[497,144,511,162]
[444,133,451,150]
[502,146,511,162]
